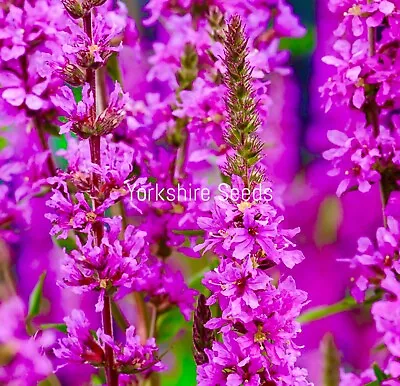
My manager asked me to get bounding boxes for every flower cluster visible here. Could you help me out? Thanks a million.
[322,0,400,383]
[194,16,311,385]
[0,0,310,384]
[0,297,54,385]
[322,0,400,196]
[44,1,165,384]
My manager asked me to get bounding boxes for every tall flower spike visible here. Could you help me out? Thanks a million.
[195,15,310,386]
[223,15,264,187]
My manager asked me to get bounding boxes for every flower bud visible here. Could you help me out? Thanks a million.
[59,63,86,87]
[61,0,86,19]
[95,108,126,136]
[94,82,128,136]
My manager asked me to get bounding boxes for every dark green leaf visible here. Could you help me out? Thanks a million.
[373,363,389,381]
[70,86,83,103]
[298,297,357,324]
[157,308,187,343]
[40,323,67,333]
[0,137,8,150]
[106,54,122,83]
[28,271,46,320]
[279,26,315,56]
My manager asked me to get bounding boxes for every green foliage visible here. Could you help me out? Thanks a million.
[26,271,47,335]
[298,297,357,324]
[38,374,61,386]
[27,271,46,320]
[40,323,68,333]
[157,308,187,344]
[50,135,69,169]
[106,53,123,83]
[0,136,8,150]
[364,363,390,385]
[279,25,316,56]
[161,331,197,386]
[71,85,83,103]
[54,236,77,252]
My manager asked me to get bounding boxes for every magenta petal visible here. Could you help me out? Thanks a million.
[26,94,43,110]
[353,88,365,109]
[2,87,25,106]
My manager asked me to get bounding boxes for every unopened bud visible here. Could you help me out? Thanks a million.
[95,109,126,136]
[61,0,86,19]
[60,63,86,87]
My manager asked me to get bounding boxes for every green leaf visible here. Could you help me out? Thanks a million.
[106,54,122,83]
[279,25,316,56]
[172,229,205,237]
[0,137,8,150]
[157,308,187,343]
[40,323,67,333]
[50,135,69,170]
[111,300,129,332]
[91,374,105,385]
[70,86,83,103]
[54,236,77,252]
[373,363,389,382]
[27,272,47,320]
[298,297,357,324]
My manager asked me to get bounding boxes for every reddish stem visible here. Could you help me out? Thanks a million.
[102,294,119,385]
[83,11,118,386]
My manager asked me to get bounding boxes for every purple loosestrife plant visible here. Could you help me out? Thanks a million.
[194,16,311,386]
[0,0,311,385]
[46,1,164,385]
[322,0,400,383]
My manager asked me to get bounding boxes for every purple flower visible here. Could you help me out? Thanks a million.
[0,297,54,385]
[372,269,400,357]
[133,256,197,321]
[99,326,165,375]
[51,84,94,136]
[54,309,105,365]
[63,15,122,69]
[52,82,128,137]
[95,82,129,136]
[324,124,381,195]
[59,223,147,311]
[204,257,272,315]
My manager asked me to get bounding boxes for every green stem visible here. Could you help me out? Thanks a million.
[297,297,357,324]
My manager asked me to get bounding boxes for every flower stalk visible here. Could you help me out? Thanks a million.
[82,10,118,386]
